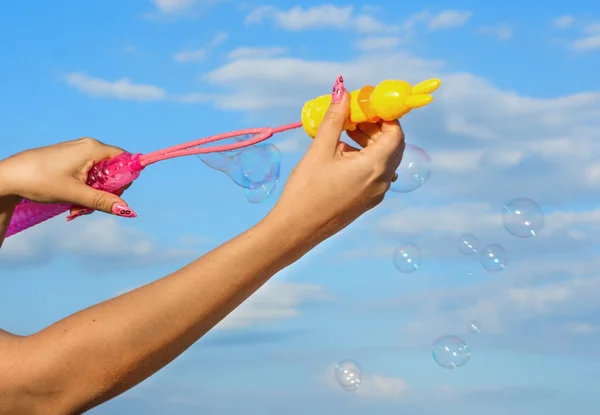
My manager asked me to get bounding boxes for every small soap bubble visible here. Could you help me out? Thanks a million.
[468,321,481,334]
[502,198,543,238]
[393,243,421,273]
[457,233,481,255]
[389,143,432,193]
[480,244,507,272]
[335,360,362,392]
[432,335,471,369]
[244,179,278,204]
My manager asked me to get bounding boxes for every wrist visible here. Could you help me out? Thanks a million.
[261,205,327,255]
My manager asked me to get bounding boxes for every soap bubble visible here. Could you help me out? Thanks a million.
[389,143,432,193]
[198,150,234,172]
[244,179,278,203]
[480,244,507,272]
[468,321,481,334]
[432,335,471,369]
[457,233,481,255]
[393,243,421,273]
[199,142,281,190]
[238,144,281,188]
[335,360,362,392]
[502,198,543,238]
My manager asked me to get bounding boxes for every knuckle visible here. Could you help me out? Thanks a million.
[378,181,391,194]
[368,194,385,209]
[322,110,341,124]
[93,193,110,211]
[79,136,99,146]
[371,163,387,179]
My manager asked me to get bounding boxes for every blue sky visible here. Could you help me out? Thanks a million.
[1,0,600,413]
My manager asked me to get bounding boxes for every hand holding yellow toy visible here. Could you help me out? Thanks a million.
[301,78,442,138]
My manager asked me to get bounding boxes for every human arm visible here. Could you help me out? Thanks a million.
[3,207,323,414]
[0,76,405,414]
[0,194,20,247]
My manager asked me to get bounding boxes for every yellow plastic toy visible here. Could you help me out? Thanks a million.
[301,78,442,138]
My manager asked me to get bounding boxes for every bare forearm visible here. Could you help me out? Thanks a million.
[27,210,321,413]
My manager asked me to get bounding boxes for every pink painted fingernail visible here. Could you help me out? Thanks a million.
[331,74,345,103]
[112,203,137,218]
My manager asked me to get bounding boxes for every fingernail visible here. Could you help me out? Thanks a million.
[112,203,137,218]
[66,208,94,222]
[331,74,345,103]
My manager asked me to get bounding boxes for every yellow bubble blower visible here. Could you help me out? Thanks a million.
[301,78,442,138]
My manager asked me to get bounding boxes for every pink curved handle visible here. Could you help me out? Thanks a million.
[6,152,143,238]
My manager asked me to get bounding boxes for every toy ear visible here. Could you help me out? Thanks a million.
[412,78,442,94]
[405,94,433,108]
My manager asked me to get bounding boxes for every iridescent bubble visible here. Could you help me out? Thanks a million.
[457,233,481,255]
[480,244,507,272]
[335,360,362,392]
[198,152,229,171]
[432,335,471,369]
[199,143,281,189]
[244,179,278,204]
[502,198,543,238]
[237,143,281,189]
[393,243,421,273]
[468,321,481,334]
[389,143,432,193]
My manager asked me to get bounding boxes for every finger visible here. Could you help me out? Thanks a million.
[311,75,350,156]
[66,207,94,221]
[346,129,371,148]
[67,183,132,217]
[62,179,137,218]
[370,120,405,160]
[357,122,383,141]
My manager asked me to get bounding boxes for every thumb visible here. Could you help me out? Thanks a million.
[65,180,137,218]
[311,75,350,155]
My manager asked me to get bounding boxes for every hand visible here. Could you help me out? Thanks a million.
[0,137,136,219]
[272,75,405,241]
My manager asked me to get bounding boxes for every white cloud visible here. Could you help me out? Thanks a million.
[227,46,288,60]
[151,0,196,14]
[569,22,600,51]
[355,36,402,52]
[174,48,207,62]
[174,31,229,62]
[244,5,397,33]
[65,72,166,101]
[552,15,575,29]
[147,0,222,19]
[426,10,472,30]
[572,34,600,51]
[478,23,514,40]
[208,31,229,47]
[215,282,331,330]
[0,216,194,269]
[389,266,600,356]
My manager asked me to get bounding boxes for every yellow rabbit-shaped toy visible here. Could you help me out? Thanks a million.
[301,78,442,138]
